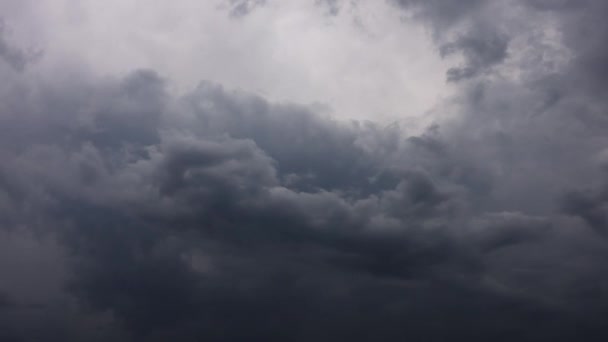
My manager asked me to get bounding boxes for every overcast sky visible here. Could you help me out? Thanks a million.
[1,0,608,341]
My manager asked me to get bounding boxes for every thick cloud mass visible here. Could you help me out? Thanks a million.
[1,1,608,341]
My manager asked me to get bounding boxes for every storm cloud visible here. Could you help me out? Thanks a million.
[1,0,608,341]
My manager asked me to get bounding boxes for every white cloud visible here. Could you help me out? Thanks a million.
[2,0,452,125]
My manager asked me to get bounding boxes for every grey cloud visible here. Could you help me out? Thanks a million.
[176,81,403,195]
[0,66,606,341]
[392,0,608,89]
[440,29,510,81]
[524,0,585,11]
[391,0,485,30]
[0,18,39,72]
[554,0,608,96]
[316,0,342,16]
[0,292,14,309]
[391,1,512,81]
[226,0,266,18]
[2,1,608,340]
[562,179,608,236]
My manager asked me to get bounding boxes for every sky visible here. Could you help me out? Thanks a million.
[0,0,607,341]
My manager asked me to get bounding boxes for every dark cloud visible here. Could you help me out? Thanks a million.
[551,0,608,97]
[562,178,608,236]
[2,1,608,341]
[390,0,512,81]
[0,292,14,309]
[0,66,605,340]
[440,29,510,82]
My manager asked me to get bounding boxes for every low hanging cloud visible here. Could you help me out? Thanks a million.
[1,0,608,341]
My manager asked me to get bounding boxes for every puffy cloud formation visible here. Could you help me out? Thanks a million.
[1,0,608,341]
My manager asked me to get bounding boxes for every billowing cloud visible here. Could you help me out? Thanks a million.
[1,0,608,341]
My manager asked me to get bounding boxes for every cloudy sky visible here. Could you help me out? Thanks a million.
[1,0,608,340]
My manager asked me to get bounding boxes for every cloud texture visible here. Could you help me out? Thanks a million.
[1,0,608,340]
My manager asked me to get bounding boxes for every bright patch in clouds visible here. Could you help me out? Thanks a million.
[2,0,450,124]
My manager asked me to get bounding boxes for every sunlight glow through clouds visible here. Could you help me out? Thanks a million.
[2,0,453,125]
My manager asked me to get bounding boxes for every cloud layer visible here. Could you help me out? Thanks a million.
[1,0,608,341]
